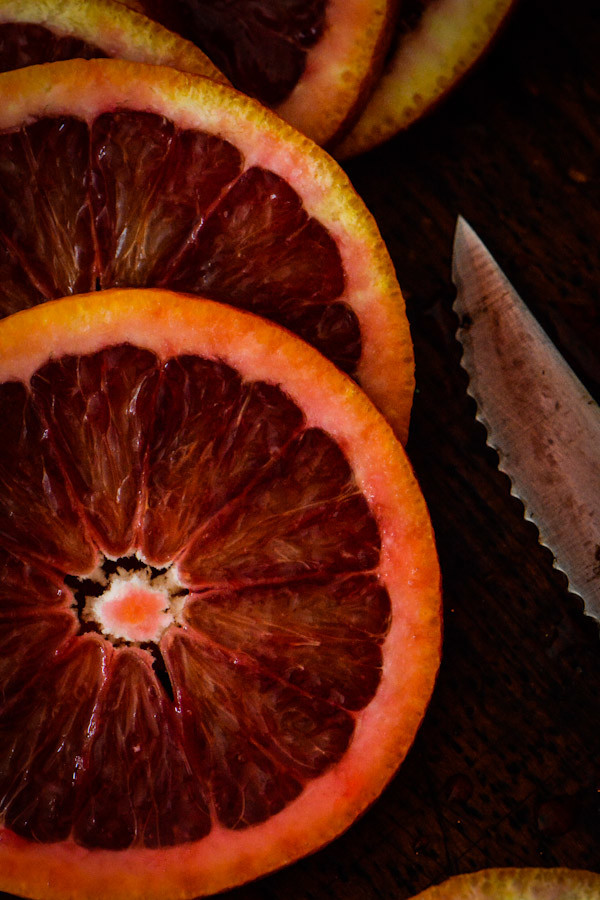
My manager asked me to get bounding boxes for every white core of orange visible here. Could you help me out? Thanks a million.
[86,571,176,644]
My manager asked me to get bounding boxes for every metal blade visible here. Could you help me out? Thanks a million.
[452,216,600,623]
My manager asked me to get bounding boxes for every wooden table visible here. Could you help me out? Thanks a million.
[229,0,600,896]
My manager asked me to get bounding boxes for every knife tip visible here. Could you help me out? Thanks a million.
[452,217,496,289]
[452,215,473,284]
[453,215,475,252]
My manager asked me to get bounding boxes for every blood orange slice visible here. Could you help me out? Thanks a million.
[116,0,398,146]
[0,57,413,442]
[410,868,600,899]
[0,0,225,81]
[0,289,441,900]
[334,0,516,158]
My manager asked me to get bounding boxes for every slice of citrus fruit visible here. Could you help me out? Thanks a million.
[0,289,441,900]
[334,0,516,158]
[0,0,225,82]
[410,868,600,899]
[115,0,398,146]
[0,57,413,442]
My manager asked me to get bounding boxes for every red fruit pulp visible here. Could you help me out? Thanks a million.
[0,22,106,72]
[125,0,328,106]
[0,343,390,848]
[0,111,360,373]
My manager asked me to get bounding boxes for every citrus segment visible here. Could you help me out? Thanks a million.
[178,427,380,588]
[91,112,244,288]
[0,0,225,81]
[31,345,159,559]
[0,550,77,705]
[0,635,108,843]
[164,630,355,829]
[73,647,211,850]
[0,58,413,441]
[410,868,600,900]
[164,168,351,365]
[0,21,106,71]
[0,609,76,707]
[335,0,516,158]
[0,550,73,615]
[117,0,398,146]
[0,118,96,298]
[140,356,303,566]
[0,290,440,899]
[0,381,97,574]
[137,0,332,106]
[183,574,390,710]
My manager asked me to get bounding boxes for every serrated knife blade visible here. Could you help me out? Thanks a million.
[452,216,600,624]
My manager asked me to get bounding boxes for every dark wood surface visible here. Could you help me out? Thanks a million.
[228,0,600,896]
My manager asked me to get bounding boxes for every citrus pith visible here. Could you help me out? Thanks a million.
[0,0,225,81]
[0,57,413,441]
[0,290,441,900]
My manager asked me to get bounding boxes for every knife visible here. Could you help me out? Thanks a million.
[451,216,600,624]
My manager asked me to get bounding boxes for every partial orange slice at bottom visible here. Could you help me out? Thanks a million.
[411,868,600,899]
[0,290,441,900]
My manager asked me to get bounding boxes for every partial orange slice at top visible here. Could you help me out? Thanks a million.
[0,289,441,900]
[0,0,225,81]
[117,0,399,146]
[335,0,516,158]
[0,58,413,441]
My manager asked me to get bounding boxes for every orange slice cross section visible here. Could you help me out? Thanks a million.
[0,289,441,900]
[0,57,414,442]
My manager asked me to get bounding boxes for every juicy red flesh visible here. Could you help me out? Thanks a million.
[0,346,390,847]
[0,636,108,843]
[31,345,160,558]
[73,647,211,848]
[0,23,106,74]
[131,0,328,106]
[178,427,381,587]
[165,630,355,828]
[0,111,361,374]
[0,382,96,574]
[140,356,304,565]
